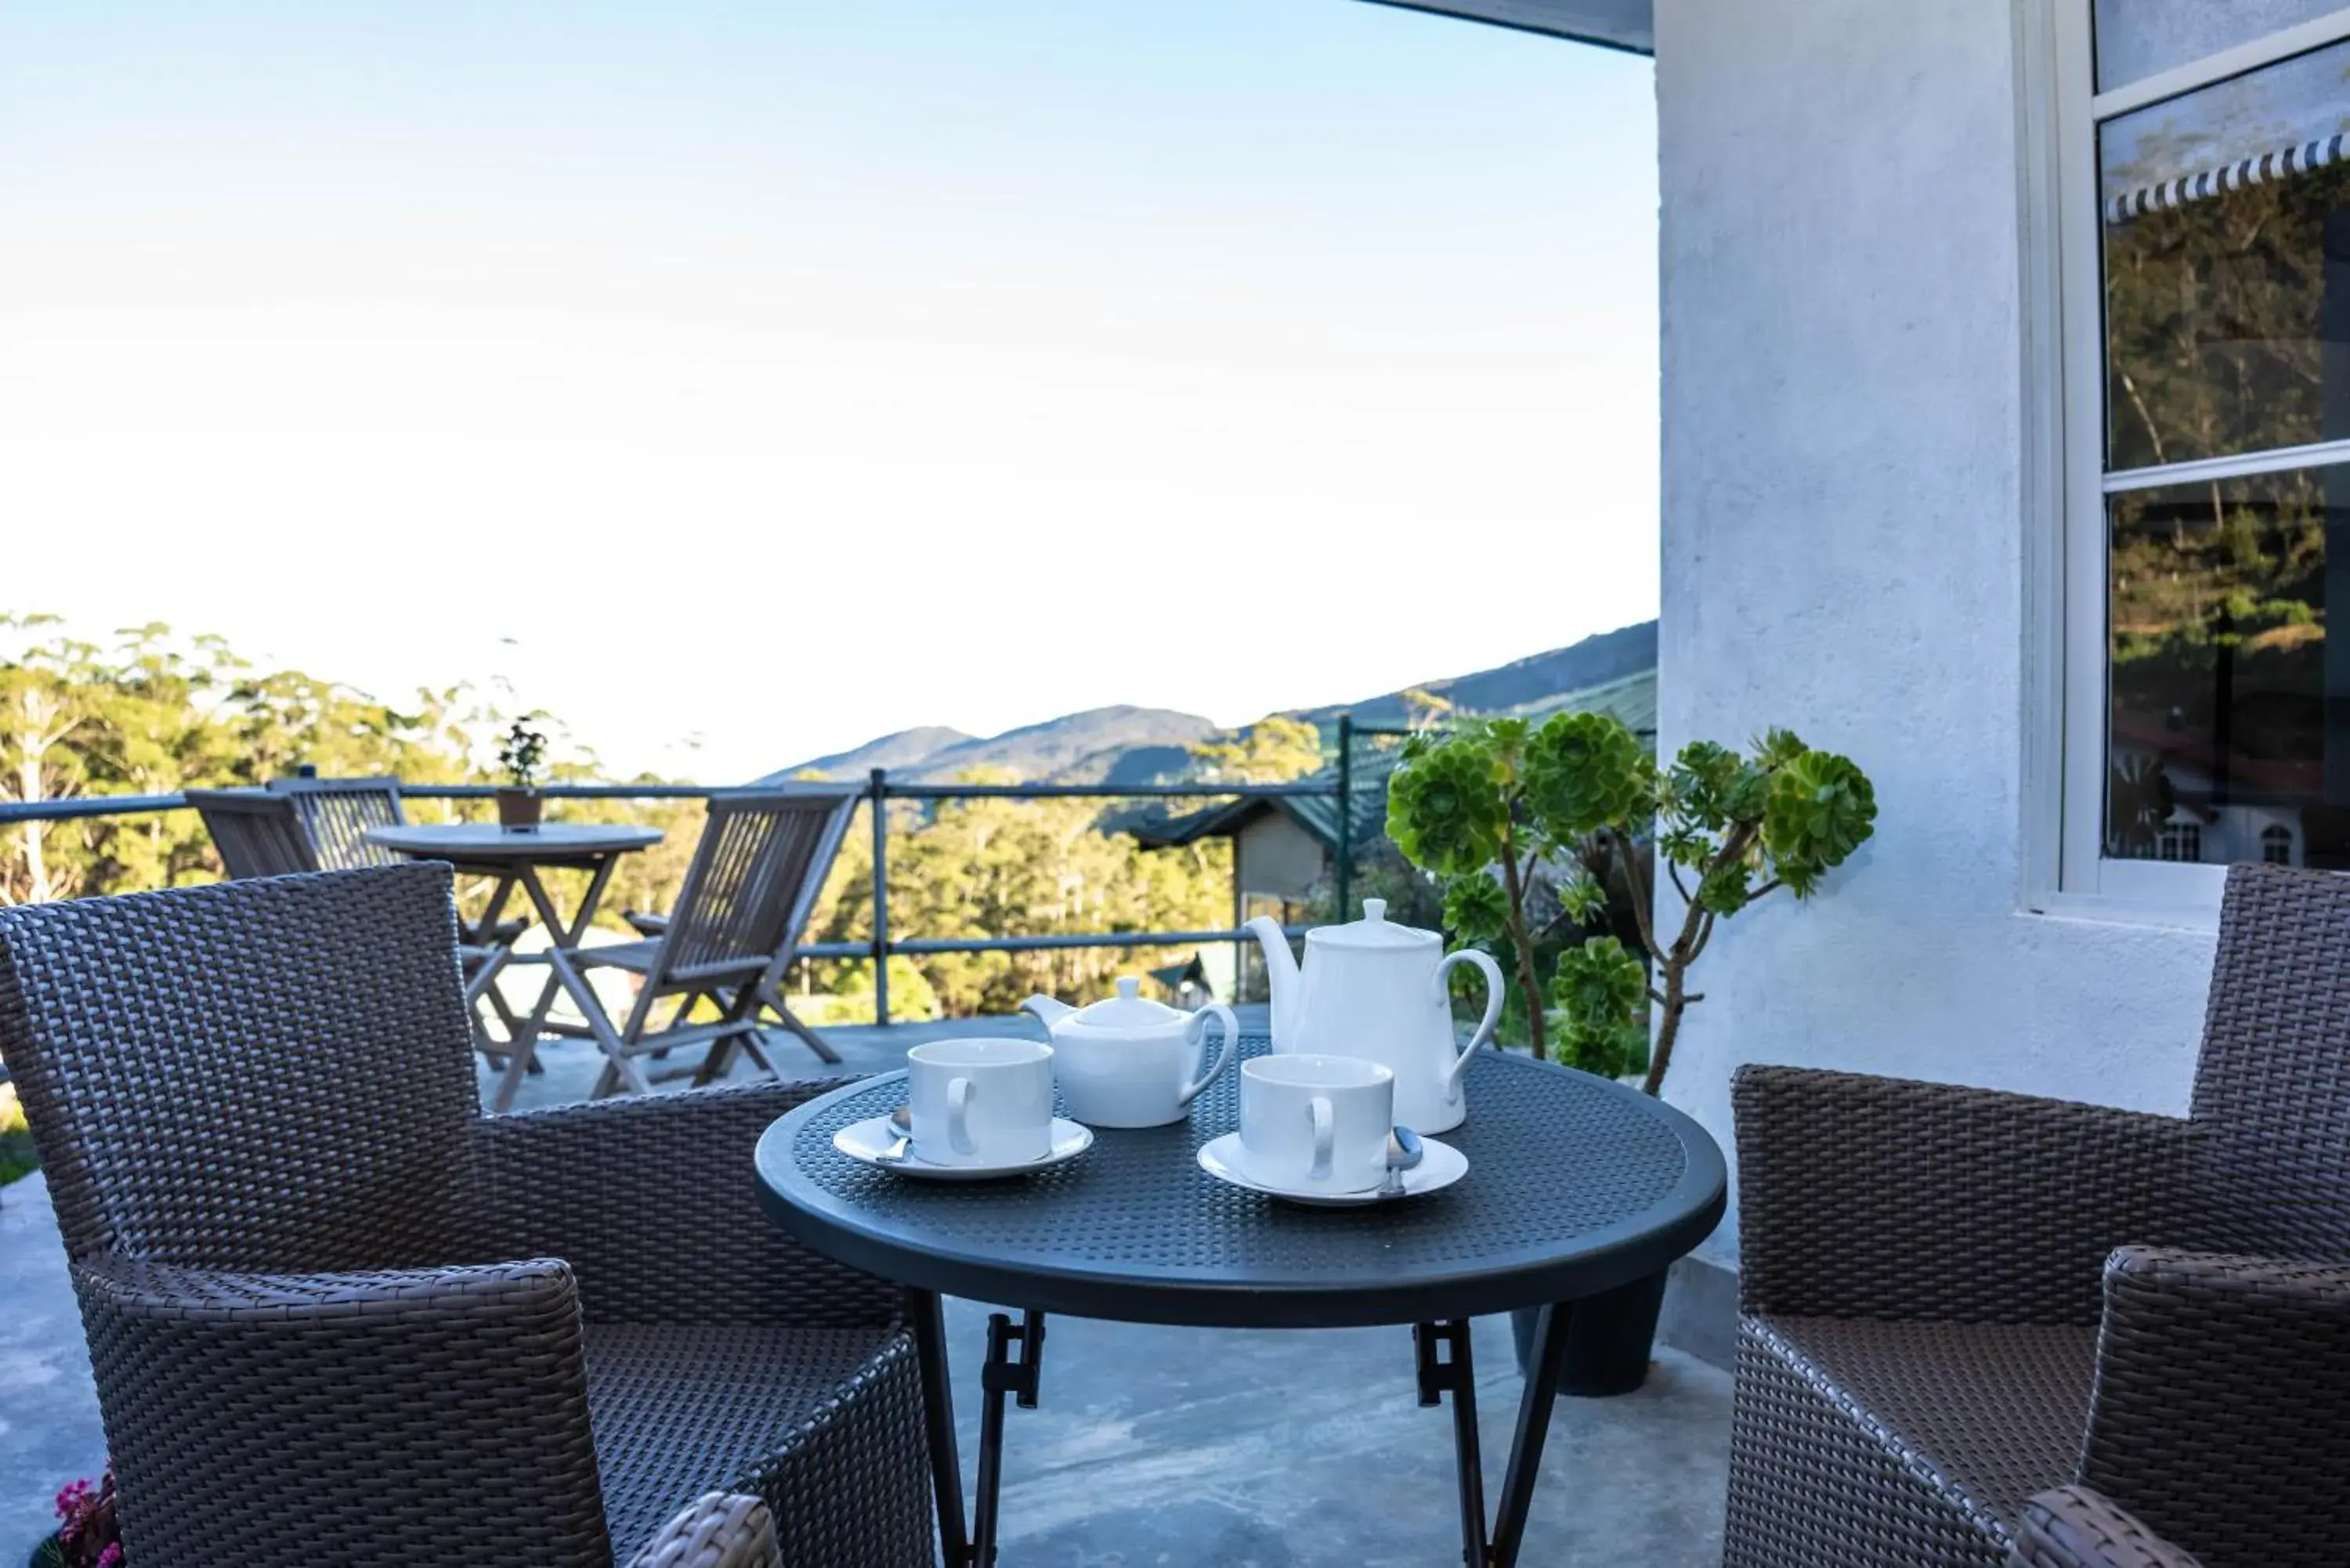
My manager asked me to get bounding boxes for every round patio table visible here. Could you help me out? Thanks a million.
[755,1039,1726,1568]
[367,822,663,1107]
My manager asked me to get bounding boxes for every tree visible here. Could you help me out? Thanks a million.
[1398,688,1454,730]
[1188,717,1323,784]
[0,616,494,905]
[0,616,94,903]
[0,612,1253,1028]
[1386,712,1875,1092]
[804,771,1233,1020]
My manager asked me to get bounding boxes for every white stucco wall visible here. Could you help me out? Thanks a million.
[1235,812,1328,902]
[1654,0,2217,1266]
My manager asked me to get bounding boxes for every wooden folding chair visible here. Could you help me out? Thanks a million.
[187,787,318,879]
[547,787,858,1100]
[192,786,515,1062]
[266,773,408,869]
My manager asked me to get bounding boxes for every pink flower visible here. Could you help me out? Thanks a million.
[94,1547,122,1568]
[54,1479,92,1518]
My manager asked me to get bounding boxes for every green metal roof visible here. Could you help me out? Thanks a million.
[1132,670,1658,856]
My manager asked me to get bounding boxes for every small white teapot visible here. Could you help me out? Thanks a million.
[1020,977,1238,1129]
[1244,898,1502,1133]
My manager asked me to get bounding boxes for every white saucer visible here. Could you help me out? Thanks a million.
[1195,1131,1467,1206]
[833,1114,1094,1181]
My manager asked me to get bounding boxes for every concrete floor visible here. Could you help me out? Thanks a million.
[0,1014,1735,1565]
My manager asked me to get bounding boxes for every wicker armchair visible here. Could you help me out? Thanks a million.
[626,1494,784,1568]
[1723,863,2350,1568]
[0,864,932,1567]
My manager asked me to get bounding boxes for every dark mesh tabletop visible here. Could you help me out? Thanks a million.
[756,1039,1725,1328]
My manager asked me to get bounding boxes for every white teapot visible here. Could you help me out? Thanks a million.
[1020,977,1238,1129]
[1244,898,1502,1134]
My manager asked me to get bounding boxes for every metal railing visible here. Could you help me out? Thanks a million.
[0,714,1427,1025]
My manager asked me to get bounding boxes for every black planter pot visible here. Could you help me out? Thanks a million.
[1510,1266,1670,1397]
[495,787,543,831]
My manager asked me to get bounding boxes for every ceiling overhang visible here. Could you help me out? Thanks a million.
[1358,0,1652,55]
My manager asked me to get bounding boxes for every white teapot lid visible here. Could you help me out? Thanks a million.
[1307,898,1439,950]
[1065,976,1189,1031]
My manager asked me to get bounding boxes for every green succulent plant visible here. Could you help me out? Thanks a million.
[1384,708,1875,1093]
[1440,870,1510,948]
[1522,710,1653,838]
[1386,733,1508,877]
[1763,750,1878,895]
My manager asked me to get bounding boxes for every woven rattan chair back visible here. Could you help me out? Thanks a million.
[0,865,479,1272]
[186,788,320,879]
[269,775,408,870]
[2189,862,2350,1260]
[655,790,859,984]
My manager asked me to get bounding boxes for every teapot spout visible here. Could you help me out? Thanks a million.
[1018,994,1075,1041]
[1242,916,1300,1047]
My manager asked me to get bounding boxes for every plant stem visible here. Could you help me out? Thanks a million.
[1607,826,1659,962]
[1640,822,1753,1097]
[1645,949,1688,1098]
[1497,815,1546,1061]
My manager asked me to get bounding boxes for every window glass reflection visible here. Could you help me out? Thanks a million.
[2094,0,2345,92]
[2107,466,2342,867]
[2102,39,2350,469]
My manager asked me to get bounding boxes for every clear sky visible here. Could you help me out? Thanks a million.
[0,1,1658,782]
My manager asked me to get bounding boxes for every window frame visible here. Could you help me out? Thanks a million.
[2034,2,2350,923]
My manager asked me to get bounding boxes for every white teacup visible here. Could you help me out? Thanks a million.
[1238,1053,1395,1194]
[906,1039,1055,1167]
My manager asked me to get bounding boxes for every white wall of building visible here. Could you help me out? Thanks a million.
[1654,0,2216,1267]
[1235,812,1329,903]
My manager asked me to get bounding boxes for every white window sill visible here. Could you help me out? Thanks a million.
[2020,887,2222,934]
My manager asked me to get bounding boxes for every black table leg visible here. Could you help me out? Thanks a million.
[973,1310,1047,1566]
[906,1292,1047,1568]
[1418,1307,1569,1568]
[1415,1321,1488,1566]
[1491,1302,1570,1566]
[906,1289,970,1567]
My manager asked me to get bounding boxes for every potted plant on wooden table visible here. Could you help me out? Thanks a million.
[1386,712,1876,1393]
[496,717,549,831]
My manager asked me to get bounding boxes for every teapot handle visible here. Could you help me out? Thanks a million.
[1434,949,1506,1092]
[1179,1003,1240,1106]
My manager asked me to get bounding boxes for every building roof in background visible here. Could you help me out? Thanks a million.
[1358,0,1652,55]
[1132,668,1658,854]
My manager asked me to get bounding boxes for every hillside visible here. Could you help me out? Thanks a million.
[758,620,1660,784]
[1287,620,1657,731]
[778,724,975,780]
[765,706,1216,784]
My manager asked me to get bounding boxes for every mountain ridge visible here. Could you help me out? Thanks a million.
[761,706,1217,785]
[778,724,975,780]
[1285,620,1657,730]
[760,619,1658,784]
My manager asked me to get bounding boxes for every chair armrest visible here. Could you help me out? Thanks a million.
[627,1493,783,1568]
[74,1251,609,1566]
[468,1078,900,1326]
[2013,1487,2205,1568]
[625,909,671,938]
[2076,1247,2350,1563]
[1734,1065,2193,1321]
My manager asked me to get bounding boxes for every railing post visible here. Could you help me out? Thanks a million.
[870,767,891,1028]
[1334,713,1354,919]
